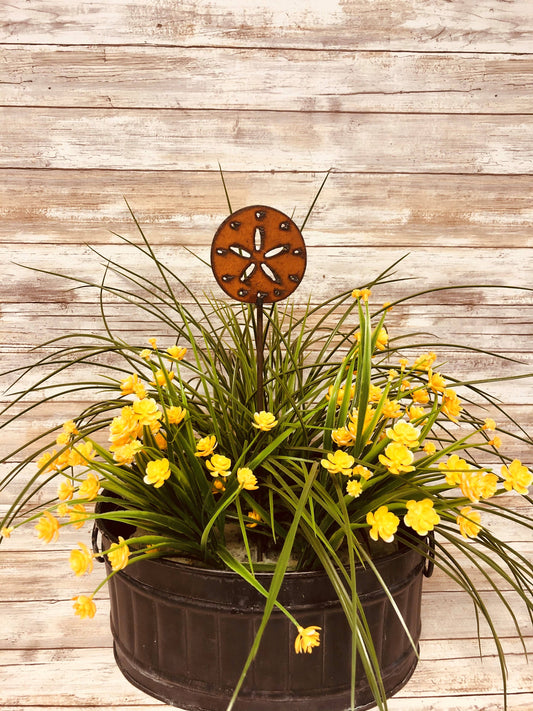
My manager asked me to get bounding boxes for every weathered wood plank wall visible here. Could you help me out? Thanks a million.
[0,1,532,710]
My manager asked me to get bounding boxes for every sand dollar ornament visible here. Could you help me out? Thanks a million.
[211,206,307,303]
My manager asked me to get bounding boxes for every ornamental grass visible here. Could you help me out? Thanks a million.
[1,203,532,711]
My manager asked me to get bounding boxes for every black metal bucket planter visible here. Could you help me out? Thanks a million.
[93,506,430,711]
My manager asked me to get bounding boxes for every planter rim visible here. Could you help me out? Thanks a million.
[94,501,425,582]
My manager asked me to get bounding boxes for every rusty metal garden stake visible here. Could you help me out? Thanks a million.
[211,205,307,412]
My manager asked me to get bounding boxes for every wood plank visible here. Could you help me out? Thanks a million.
[2,245,532,305]
[2,301,532,349]
[0,644,530,706]
[2,0,533,52]
[2,108,533,173]
[389,694,533,711]
[2,46,533,114]
[2,170,533,249]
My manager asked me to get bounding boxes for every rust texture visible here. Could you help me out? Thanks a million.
[211,205,306,303]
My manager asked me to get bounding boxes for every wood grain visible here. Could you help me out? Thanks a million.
[2,170,533,248]
[2,46,533,114]
[2,108,533,173]
[2,0,533,52]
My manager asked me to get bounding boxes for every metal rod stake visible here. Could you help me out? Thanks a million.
[256,298,265,412]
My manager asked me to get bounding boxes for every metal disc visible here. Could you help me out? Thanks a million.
[211,205,307,303]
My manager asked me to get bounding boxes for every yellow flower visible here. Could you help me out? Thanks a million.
[407,405,426,422]
[413,352,437,371]
[252,411,278,431]
[326,385,355,408]
[212,479,226,494]
[482,418,497,431]
[37,450,60,474]
[378,442,415,475]
[56,420,79,446]
[488,436,502,449]
[352,464,373,480]
[332,427,354,447]
[62,420,79,436]
[388,369,398,380]
[386,420,420,449]
[56,431,71,446]
[79,472,100,501]
[439,454,471,486]
[109,406,142,449]
[346,479,362,497]
[154,432,167,450]
[399,357,409,370]
[69,542,94,576]
[35,511,60,543]
[246,510,261,528]
[167,345,187,361]
[237,467,259,491]
[375,327,388,351]
[120,373,143,395]
[68,504,88,530]
[428,369,446,393]
[133,398,162,427]
[321,450,355,476]
[381,399,402,419]
[68,441,96,467]
[457,506,482,539]
[404,499,440,536]
[348,406,375,434]
[54,448,72,471]
[368,384,383,403]
[383,301,393,311]
[134,382,147,399]
[167,406,187,425]
[195,435,217,458]
[441,388,462,422]
[107,536,130,571]
[57,478,75,501]
[366,506,399,543]
[206,454,232,478]
[411,388,430,405]
[501,460,532,495]
[148,337,158,349]
[72,594,96,619]
[1,526,14,539]
[460,471,498,503]
[150,368,175,388]
[294,625,321,654]
[140,349,152,360]
[144,458,171,488]
[423,441,437,455]
[57,503,69,517]
[112,440,143,465]
[352,288,371,302]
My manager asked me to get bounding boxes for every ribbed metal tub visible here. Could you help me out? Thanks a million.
[95,509,425,711]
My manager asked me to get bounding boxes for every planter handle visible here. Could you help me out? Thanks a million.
[423,530,435,578]
[91,522,106,563]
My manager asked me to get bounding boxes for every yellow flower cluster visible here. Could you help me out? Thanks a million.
[107,536,130,571]
[366,506,399,543]
[439,455,498,503]
[294,625,321,654]
[144,458,171,488]
[72,594,96,619]
[206,454,232,478]
[252,411,278,431]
